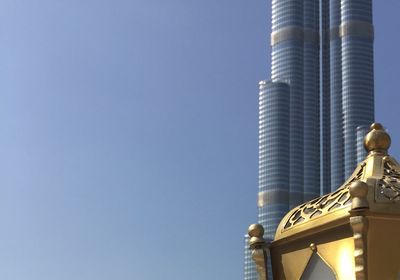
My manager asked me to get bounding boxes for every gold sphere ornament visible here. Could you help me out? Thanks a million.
[364,122,391,153]
[349,181,368,198]
[247,224,266,249]
[248,224,264,238]
[349,180,369,209]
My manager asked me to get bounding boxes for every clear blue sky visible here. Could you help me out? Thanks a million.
[1,1,399,279]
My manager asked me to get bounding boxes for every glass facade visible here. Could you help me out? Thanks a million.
[341,0,375,178]
[357,125,369,164]
[303,0,320,201]
[257,81,290,240]
[271,0,304,209]
[329,0,345,191]
[321,0,331,195]
[243,235,257,280]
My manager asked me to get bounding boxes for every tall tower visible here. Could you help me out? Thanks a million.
[330,0,375,190]
[257,81,290,241]
[329,0,345,191]
[303,0,320,201]
[244,0,375,278]
[321,0,331,195]
[270,0,305,209]
[341,0,375,178]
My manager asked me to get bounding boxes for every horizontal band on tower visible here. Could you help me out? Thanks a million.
[330,21,374,40]
[258,190,289,207]
[271,26,319,46]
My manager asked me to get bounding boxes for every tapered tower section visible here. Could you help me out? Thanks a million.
[303,0,320,201]
[257,81,290,241]
[330,0,344,191]
[341,0,375,178]
[321,0,331,195]
[270,0,304,208]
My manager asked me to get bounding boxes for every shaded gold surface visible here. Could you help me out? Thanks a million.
[252,249,268,280]
[280,247,313,279]
[367,215,400,279]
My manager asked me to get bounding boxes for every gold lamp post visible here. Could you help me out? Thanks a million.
[248,123,400,279]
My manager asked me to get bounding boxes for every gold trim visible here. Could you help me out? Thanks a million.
[330,21,374,40]
[271,26,319,45]
[350,215,368,280]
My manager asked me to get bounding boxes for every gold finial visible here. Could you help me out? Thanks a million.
[349,180,369,209]
[248,224,266,249]
[248,224,264,238]
[364,122,391,154]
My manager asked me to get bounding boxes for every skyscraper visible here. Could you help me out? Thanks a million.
[330,0,345,191]
[303,0,320,202]
[341,0,375,178]
[257,81,290,241]
[320,0,331,196]
[330,0,375,190]
[244,0,375,278]
[270,0,305,209]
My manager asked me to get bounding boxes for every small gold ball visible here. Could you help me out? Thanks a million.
[370,123,383,130]
[310,243,317,251]
[364,122,391,152]
[349,181,368,198]
[248,224,264,238]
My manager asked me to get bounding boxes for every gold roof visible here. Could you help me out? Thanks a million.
[275,123,400,241]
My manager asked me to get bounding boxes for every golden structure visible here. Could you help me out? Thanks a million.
[248,123,400,279]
